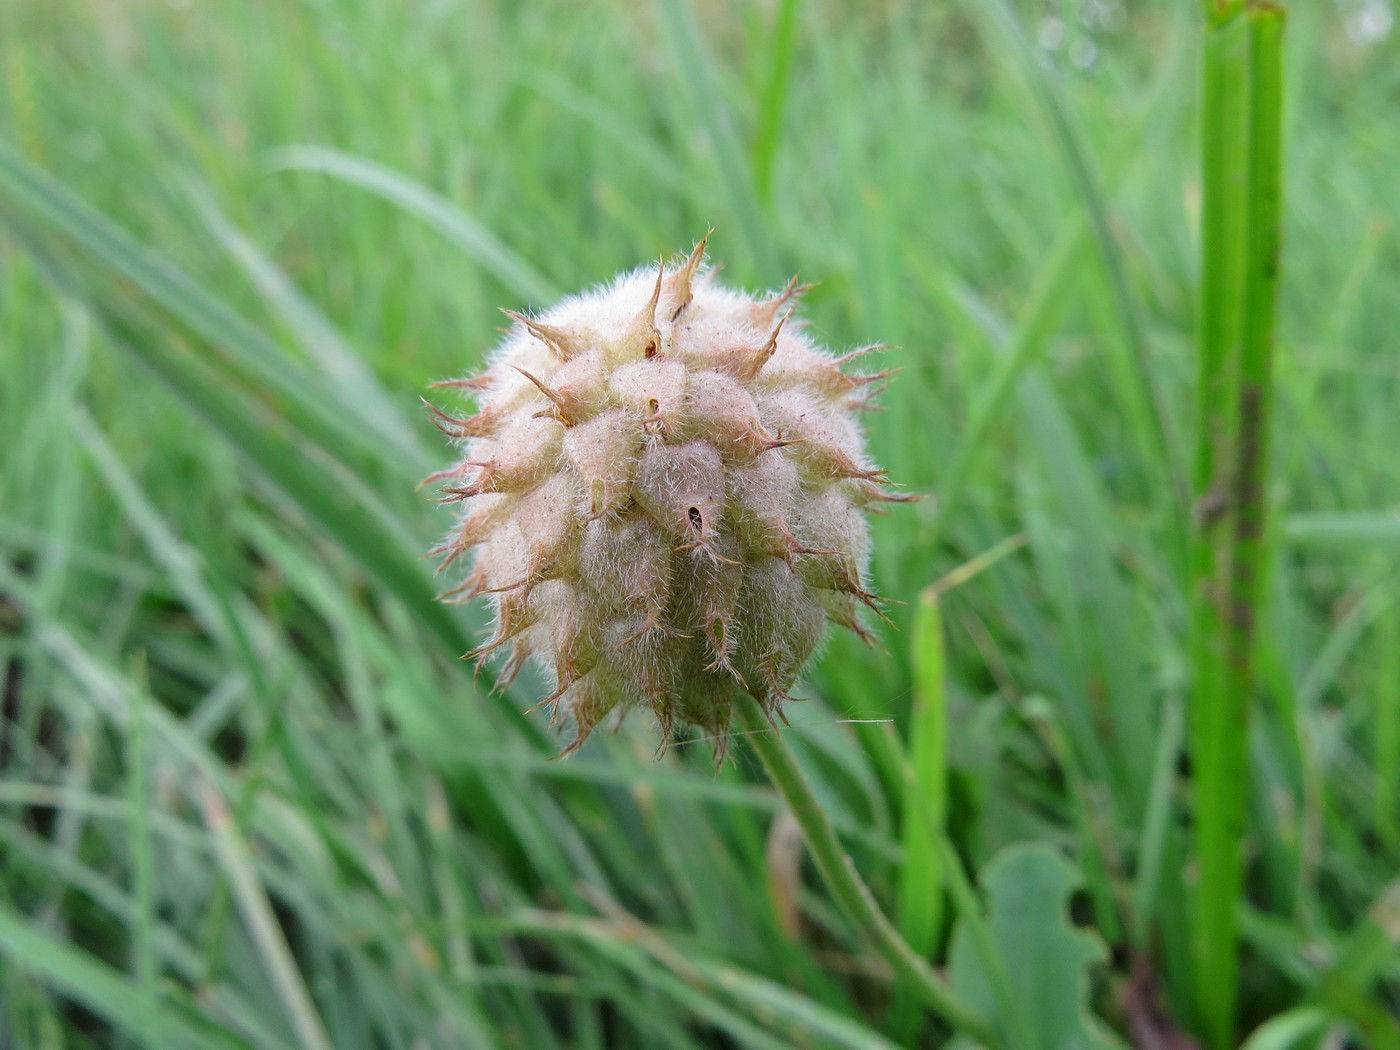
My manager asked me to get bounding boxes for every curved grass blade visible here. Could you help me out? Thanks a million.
[971,0,1184,509]
[198,780,335,1050]
[186,179,430,469]
[651,0,776,275]
[0,143,394,480]
[0,903,248,1050]
[267,145,557,307]
[4,212,467,658]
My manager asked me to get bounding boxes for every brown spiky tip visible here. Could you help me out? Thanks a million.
[664,230,712,321]
[749,275,815,329]
[501,308,589,361]
[429,373,493,391]
[615,258,665,361]
[425,236,914,760]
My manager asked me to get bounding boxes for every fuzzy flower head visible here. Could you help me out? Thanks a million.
[427,237,913,758]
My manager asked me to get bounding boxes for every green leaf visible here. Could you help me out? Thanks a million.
[948,844,1125,1050]
[1238,1008,1336,1050]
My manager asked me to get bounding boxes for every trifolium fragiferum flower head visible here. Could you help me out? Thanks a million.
[426,236,915,758]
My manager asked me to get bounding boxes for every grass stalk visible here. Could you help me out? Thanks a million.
[752,0,801,206]
[199,779,335,1050]
[732,692,993,1044]
[1377,608,1400,853]
[891,587,950,1042]
[1189,3,1286,1046]
[126,669,160,1042]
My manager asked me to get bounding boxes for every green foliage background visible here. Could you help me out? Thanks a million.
[2,0,1397,1046]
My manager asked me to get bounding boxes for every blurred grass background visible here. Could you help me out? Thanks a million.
[2,0,1398,1046]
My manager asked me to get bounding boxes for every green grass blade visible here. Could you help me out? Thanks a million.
[892,587,949,1042]
[126,674,160,1042]
[751,0,801,206]
[99,302,465,654]
[0,143,392,476]
[933,216,1087,534]
[651,0,775,275]
[975,0,1183,505]
[1282,512,1400,547]
[267,145,558,307]
[0,904,239,1049]
[1130,693,1186,948]
[199,779,335,1050]
[1377,609,1400,853]
[186,179,429,468]
[7,222,466,657]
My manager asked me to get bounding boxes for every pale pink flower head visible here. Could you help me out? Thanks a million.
[427,237,912,757]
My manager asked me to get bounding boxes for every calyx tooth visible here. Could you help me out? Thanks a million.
[501,308,587,361]
[725,310,789,384]
[429,372,493,391]
[618,259,665,361]
[422,397,506,439]
[749,275,813,328]
[464,588,537,660]
[664,231,710,320]
[513,367,587,426]
[418,461,470,490]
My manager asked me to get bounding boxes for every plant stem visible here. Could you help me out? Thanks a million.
[1189,8,1249,1040]
[732,692,994,1044]
[1189,4,1285,1047]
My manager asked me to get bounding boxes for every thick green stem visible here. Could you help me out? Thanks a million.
[733,693,994,1044]
[1189,4,1285,1047]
